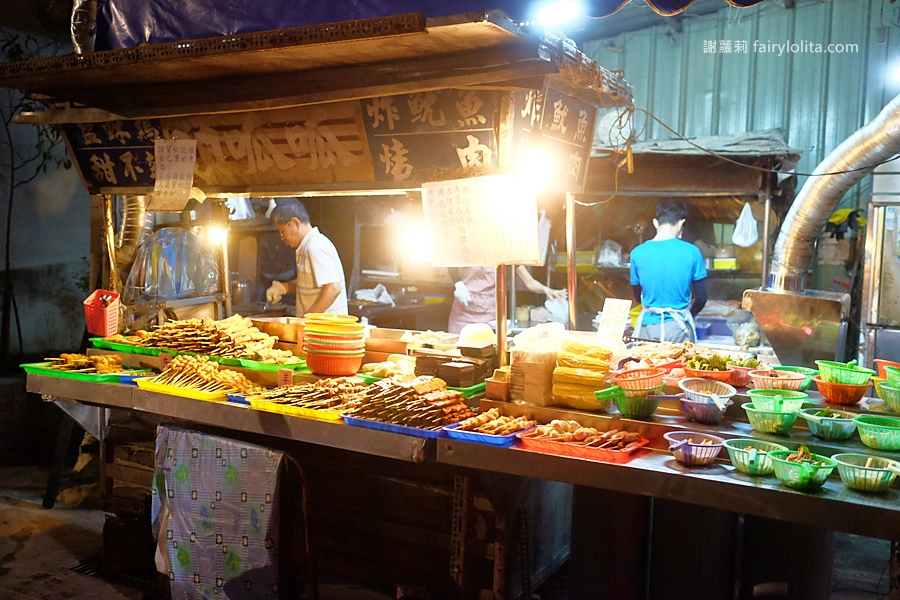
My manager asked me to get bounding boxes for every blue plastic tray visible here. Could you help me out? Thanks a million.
[343,415,443,438]
[118,373,153,385]
[226,393,251,406]
[442,422,533,448]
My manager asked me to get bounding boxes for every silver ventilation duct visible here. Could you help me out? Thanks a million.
[769,93,900,291]
[115,195,154,287]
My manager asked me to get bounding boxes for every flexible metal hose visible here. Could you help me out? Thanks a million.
[769,93,900,290]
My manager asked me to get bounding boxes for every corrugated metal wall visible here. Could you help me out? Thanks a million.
[582,0,900,208]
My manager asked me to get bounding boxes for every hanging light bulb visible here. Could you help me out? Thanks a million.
[536,0,581,27]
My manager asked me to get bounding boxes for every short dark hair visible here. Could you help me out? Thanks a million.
[656,200,687,226]
[270,198,310,226]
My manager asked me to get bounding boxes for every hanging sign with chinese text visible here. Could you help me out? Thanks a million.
[148,139,197,211]
[422,173,540,267]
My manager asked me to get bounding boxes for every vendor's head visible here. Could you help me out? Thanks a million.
[271,198,312,248]
[653,200,687,238]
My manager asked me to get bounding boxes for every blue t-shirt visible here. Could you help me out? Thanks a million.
[630,238,707,325]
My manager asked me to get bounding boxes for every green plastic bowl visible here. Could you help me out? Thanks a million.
[747,389,809,412]
[876,382,900,413]
[853,415,900,451]
[815,360,876,386]
[723,439,788,476]
[742,403,800,435]
[769,450,837,491]
[832,453,900,493]
[886,365,900,388]
[772,366,819,392]
[613,394,661,418]
[794,408,858,441]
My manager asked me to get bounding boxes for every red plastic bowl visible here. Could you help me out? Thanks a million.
[303,341,365,353]
[813,375,869,405]
[874,359,900,379]
[612,367,666,390]
[684,366,734,383]
[727,365,754,388]
[305,352,364,376]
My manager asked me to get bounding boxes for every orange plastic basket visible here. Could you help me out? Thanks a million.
[83,289,119,337]
[612,367,666,390]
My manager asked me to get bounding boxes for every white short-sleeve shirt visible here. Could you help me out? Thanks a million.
[294,227,348,316]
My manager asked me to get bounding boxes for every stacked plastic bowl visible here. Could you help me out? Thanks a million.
[814,360,875,405]
[879,365,900,412]
[678,378,736,425]
[302,313,366,376]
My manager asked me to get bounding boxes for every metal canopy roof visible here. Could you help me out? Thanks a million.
[0,11,632,123]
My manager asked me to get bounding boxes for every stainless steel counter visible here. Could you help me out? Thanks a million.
[27,374,900,541]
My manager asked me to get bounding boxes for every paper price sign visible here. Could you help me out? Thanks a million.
[149,139,197,211]
[597,298,632,339]
[159,353,173,370]
[277,368,294,387]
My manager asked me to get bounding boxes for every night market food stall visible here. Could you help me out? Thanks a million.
[4,8,900,600]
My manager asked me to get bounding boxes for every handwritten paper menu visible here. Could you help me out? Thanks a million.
[422,174,540,267]
[148,139,197,211]
[597,298,633,339]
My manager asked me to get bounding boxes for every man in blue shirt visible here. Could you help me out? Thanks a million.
[629,200,708,342]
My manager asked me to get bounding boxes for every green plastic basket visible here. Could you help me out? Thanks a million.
[613,393,661,418]
[832,453,900,493]
[876,382,900,413]
[747,389,808,412]
[741,403,800,435]
[853,415,900,451]
[723,439,788,476]
[794,408,857,441]
[769,450,837,491]
[772,366,819,392]
[815,360,876,386]
[885,365,900,389]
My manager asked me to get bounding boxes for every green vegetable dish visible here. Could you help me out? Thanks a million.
[686,354,758,371]
[785,445,830,467]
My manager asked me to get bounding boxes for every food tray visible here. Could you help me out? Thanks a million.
[447,382,486,398]
[89,337,160,356]
[343,415,444,438]
[238,358,307,372]
[206,355,242,367]
[134,377,232,402]
[357,373,383,384]
[245,397,344,421]
[515,430,649,464]
[442,423,534,448]
[21,362,151,383]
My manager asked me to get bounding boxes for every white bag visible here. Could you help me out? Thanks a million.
[732,203,759,248]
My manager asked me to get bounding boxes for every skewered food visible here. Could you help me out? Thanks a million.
[43,353,126,374]
[134,314,278,358]
[454,408,536,435]
[343,375,475,430]
[249,347,302,364]
[146,355,261,394]
[533,420,642,450]
[245,378,368,411]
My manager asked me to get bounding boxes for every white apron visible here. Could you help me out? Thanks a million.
[633,306,697,343]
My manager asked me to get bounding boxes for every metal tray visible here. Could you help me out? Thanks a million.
[515,430,649,464]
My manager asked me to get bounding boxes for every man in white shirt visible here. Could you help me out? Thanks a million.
[265,199,348,316]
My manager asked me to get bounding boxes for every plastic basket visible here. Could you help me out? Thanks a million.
[853,415,900,451]
[832,453,900,493]
[885,365,900,388]
[611,367,665,391]
[772,366,818,392]
[812,376,869,406]
[874,359,900,379]
[613,393,661,418]
[741,403,799,435]
[769,450,837,491]
[683,366,734,382]
[663,431,725,466]
[876,382,900,413]
[678,378,736,403]
[83,289,119,337]
[727,365,754,388]
[748,369,806,391]
[746,389,808,412]
[680,397,733,425]
[794,408,857,441]
[872,377,887,399]
[305,352,364,376]
[723,439,788,476]
[815,360,875,386]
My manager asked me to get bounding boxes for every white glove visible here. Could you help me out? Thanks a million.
[453,281,471,307]
[266,280,287,304]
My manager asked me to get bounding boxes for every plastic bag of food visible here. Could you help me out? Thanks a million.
[551,383,612,412]
[596,239,623,267]
[510,323,566,406]
[556,334,621,372]
[733,322,761,347]
[552,367,609,387]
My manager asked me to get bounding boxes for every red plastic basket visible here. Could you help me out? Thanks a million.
[83,289,119,337]
[612,367,666,390]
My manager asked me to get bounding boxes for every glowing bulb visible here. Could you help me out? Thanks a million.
[517,146,554,190]
[403,225,432,264]
[536,0,580,27]
[207,226,228,244]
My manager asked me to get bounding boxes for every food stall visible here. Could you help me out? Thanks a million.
[5,9,900,600]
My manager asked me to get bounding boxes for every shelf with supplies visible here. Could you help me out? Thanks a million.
[585,266,762,279]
